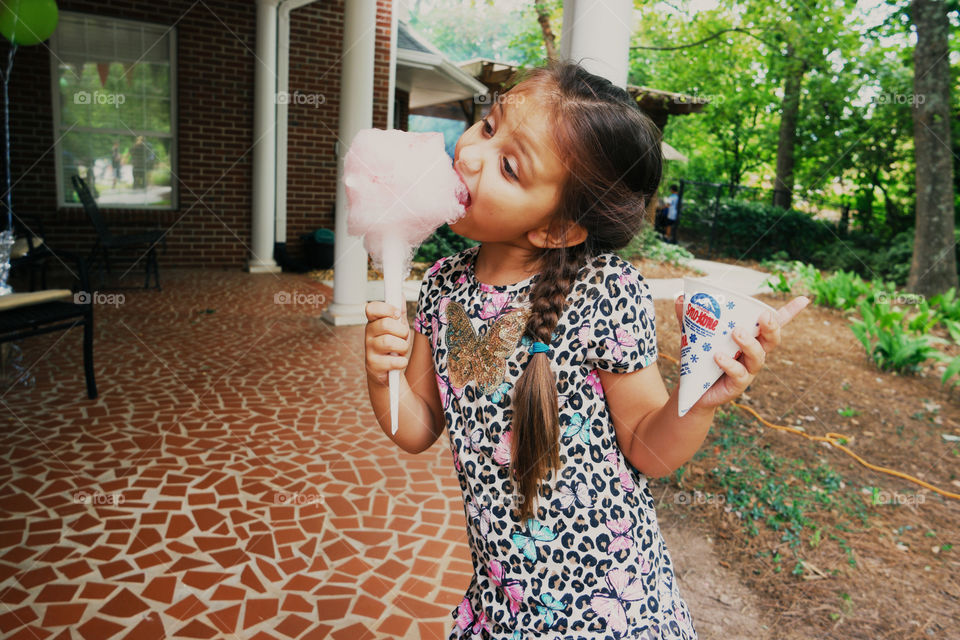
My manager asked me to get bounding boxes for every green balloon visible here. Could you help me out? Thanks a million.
[0,0,59,46]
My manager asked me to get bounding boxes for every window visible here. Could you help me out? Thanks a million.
[51,12,177,209]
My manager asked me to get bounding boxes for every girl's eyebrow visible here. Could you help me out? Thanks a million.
[497,100,537,181]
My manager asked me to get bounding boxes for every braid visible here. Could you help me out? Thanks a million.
[511,242,590,522]
[500,60,663,523]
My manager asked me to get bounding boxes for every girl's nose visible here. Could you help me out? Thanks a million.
[456,143,482,176]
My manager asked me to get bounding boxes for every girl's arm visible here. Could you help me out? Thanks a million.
[601,294,810,478]
[600,365,715,478]
[365,303,445,454]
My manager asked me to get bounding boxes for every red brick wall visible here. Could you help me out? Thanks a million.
[1,0,392,269]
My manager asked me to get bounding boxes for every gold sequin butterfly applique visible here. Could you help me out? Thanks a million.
[445,301,529,395]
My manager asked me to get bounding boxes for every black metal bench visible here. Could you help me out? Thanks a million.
[0,251,97,399]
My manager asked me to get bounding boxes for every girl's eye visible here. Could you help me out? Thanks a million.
[502,157,517,180]
[480,117,518,181]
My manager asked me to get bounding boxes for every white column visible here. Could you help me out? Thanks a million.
[321,0,377,326]
[249,0,282,273]
[276,0,321,249]
[560,0,633,88]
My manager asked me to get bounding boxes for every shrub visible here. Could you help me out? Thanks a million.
[849,298,947,374]
[680,198,837,262]
[414,225,477,263]
[930,288,960,324]
[618,226,695,266]
[941,355,960,391]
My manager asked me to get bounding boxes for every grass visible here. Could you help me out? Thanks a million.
[669,409,878,576]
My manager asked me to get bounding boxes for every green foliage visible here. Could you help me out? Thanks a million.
[687,410,871,571]
[944,319,960,344]
[763,270,794,294]
[414,225,478,263]
[618,226,695,266]
[941,356,960,391]
[849,299,948,374]
[808,230,915,285]
[407,1,530,64]
[903,296,942,335]
[680,198,837,262]
[930,288,960,324]
[804,269,873,311]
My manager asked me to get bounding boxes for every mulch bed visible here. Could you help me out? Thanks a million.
[651,293,960,639]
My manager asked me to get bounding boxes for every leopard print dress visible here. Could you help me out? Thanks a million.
[414,245,698,640]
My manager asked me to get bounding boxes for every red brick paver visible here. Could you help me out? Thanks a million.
[0,269,468,638]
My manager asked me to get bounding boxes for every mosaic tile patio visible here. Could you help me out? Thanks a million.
[0,268,470,639]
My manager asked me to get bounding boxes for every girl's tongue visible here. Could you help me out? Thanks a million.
[455,176,471,209]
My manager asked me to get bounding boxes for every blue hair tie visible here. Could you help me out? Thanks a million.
[529,341,550,355]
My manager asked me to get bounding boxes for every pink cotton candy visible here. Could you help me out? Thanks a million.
[343,128,469,438]
[344,128,468,269]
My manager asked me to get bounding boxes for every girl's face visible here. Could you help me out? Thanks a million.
[450,90,567,245]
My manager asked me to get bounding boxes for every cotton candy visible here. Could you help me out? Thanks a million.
[344,128,469,436]
[345,128,468,271]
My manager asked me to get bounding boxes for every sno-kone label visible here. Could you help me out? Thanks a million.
[678,278,776,417]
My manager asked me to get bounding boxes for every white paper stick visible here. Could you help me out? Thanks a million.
[381,235,406,435]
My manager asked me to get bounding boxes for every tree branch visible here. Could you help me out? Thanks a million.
[534,3,559,61]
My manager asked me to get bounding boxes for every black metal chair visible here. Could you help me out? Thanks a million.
[71,175,164,290]
[10,214,52,291]
[0,251,97,399]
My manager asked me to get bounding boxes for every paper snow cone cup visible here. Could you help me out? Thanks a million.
[678,278,776,417]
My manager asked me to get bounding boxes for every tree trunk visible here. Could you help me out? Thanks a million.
[907,0,957,296]
[773,45,805,211]
[535,3,558,61]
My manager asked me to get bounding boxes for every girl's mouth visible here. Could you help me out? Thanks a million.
[454,168,471,209]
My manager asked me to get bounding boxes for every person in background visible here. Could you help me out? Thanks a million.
[111,141,121,188]
[664,184,680,244]
[132,136,147,190]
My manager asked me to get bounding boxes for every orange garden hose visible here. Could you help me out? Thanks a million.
[658,351,960,502]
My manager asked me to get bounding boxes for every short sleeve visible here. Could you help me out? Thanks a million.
[414,262,439,340]
[585,256,658,373]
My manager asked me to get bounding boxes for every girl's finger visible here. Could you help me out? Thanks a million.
[370,317,409,340]
[365,301,403,322]
[376,334,409,354]
[733,329,765,374]
[774,296,811,328]
[715,350,750,387]
[756,310,782,352]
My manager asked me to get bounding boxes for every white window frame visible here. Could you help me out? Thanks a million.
[50,11,178,210]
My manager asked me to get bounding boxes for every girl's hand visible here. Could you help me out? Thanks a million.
[673,294,811,411]
[364,301,413,386]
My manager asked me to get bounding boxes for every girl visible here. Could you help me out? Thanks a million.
[364,60,809,639]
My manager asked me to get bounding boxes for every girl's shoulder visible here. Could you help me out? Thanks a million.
[422,246,478,284]
[580,251,647,286]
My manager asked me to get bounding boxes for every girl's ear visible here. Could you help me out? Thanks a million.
[527,222,588,249]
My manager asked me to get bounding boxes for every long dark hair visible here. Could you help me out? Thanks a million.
[506,60,663,523]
